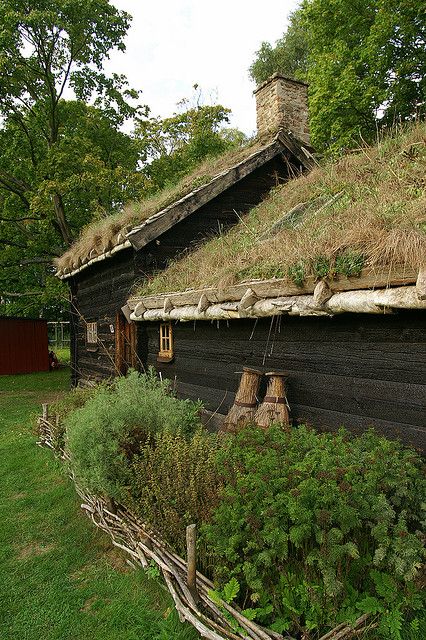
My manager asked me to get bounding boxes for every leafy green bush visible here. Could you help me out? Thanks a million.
[65,369,202,500]
[48,385,99,452]
[129,428,224,567]
[203,425,426,638]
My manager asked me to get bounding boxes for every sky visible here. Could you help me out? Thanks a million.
[104,1,300,135]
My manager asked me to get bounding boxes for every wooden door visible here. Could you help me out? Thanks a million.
[115,312,137,375]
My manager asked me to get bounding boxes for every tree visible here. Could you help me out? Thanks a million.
[0,0,146,317]
[249,9,309,85]
[0,102,144,318]
[250,1,425,153]
[136,89,247,194]
[302,0,426,152]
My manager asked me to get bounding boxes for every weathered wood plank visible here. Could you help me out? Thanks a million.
[128,269,418,311]
[126,141,284,251]
[141,312,426,450]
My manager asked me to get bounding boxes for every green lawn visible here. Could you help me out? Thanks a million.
[0,368,198,640]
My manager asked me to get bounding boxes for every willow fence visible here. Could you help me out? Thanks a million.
[36,407,371,640]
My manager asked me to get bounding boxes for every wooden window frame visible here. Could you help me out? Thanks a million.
[157,322,174,363]
[86,321,98,351]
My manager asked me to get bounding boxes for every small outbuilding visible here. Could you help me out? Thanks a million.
[0,317,49,375]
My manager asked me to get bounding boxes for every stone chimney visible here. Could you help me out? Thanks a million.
[254,73,310,144]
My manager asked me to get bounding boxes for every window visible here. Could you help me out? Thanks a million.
[158,322,174,362]
[86,322,98,345]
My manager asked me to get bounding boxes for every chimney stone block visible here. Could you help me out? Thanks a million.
[254,74,310,144]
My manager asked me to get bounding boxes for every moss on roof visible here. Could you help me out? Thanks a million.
[135,122,426,298]
[55,134,277,273]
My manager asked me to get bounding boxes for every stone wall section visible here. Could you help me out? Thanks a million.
[255,74,310,144]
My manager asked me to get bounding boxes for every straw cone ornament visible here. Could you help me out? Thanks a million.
[255,371,290,429]
[222,367,262,433]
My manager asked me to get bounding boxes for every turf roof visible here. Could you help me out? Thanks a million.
[134,122,426,298]
[55,133,281,275]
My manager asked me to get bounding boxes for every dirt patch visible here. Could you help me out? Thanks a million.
[16,542,56,560]
[10,491,27,500]
[69,563,93,585]
[40,391,67,405]
[70,547,130,587]
[80,595,99,614]
[103,547,131,573]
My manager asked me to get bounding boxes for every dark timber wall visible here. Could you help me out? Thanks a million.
[140,311,426,452]
[70,157,288,383]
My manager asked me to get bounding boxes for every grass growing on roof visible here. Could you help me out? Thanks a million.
[0,369,198,640]
[135,121,426,297]
[56,134,274,273]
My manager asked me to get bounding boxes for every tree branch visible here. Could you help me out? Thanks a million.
[0,215,40,222]
[0,238,28,249]
[0,169,31,193]
[1,258,52,267]
[9,108,39,168]
[0,291,44,297]
[0,176,31,209]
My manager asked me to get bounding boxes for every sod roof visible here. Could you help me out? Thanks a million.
[132,122,426,302]
[55,131,312,278]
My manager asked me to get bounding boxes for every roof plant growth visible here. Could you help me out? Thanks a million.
[135,121,426,298]
[51,371,426,640]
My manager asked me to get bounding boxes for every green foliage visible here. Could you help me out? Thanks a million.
[136,90,245,194]
[204,425,426,637]
[129,427,224,563]
[312,256,330,279]
[0,0,145,317]
[249,9,308,84]
[48,385,99,452]
[286,250,365,287]
[0,368,198,640]
[302,0,426,153]
[334,251,364,277]
[287,261,306,286]
[65,370,202,500]
[250,1,425,153]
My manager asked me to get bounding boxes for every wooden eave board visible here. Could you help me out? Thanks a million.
[57,132,312,278]
[128,269,418,311]
[125,138,299,252]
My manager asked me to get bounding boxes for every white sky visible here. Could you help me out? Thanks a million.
[104,1,300,135]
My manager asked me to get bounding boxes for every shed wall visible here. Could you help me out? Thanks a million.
[140,311,426,451]
[0,318,49,375]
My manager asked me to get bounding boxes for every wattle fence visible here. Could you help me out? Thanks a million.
[36,406,371,640]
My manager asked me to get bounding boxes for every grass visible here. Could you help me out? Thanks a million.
[0,368,199,640]
[135,121,426,297]
[56,134,274,274]
[55,346,70,365]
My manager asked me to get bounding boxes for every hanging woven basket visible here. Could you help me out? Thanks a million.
[222,366,263,433]
[254,371,291,430]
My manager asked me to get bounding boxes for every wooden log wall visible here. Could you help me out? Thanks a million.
[140,311,426,452]
[70,157,288,384]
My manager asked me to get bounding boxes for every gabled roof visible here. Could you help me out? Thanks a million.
[56,131,314,280]
[127,122,426,321]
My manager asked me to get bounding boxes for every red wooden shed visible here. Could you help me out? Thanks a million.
[0,317,49,375]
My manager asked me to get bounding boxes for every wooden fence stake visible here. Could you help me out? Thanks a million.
[42,403,49,421]
[186,523,199,603]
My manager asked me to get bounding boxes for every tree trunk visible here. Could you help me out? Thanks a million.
[53,193,72,246]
